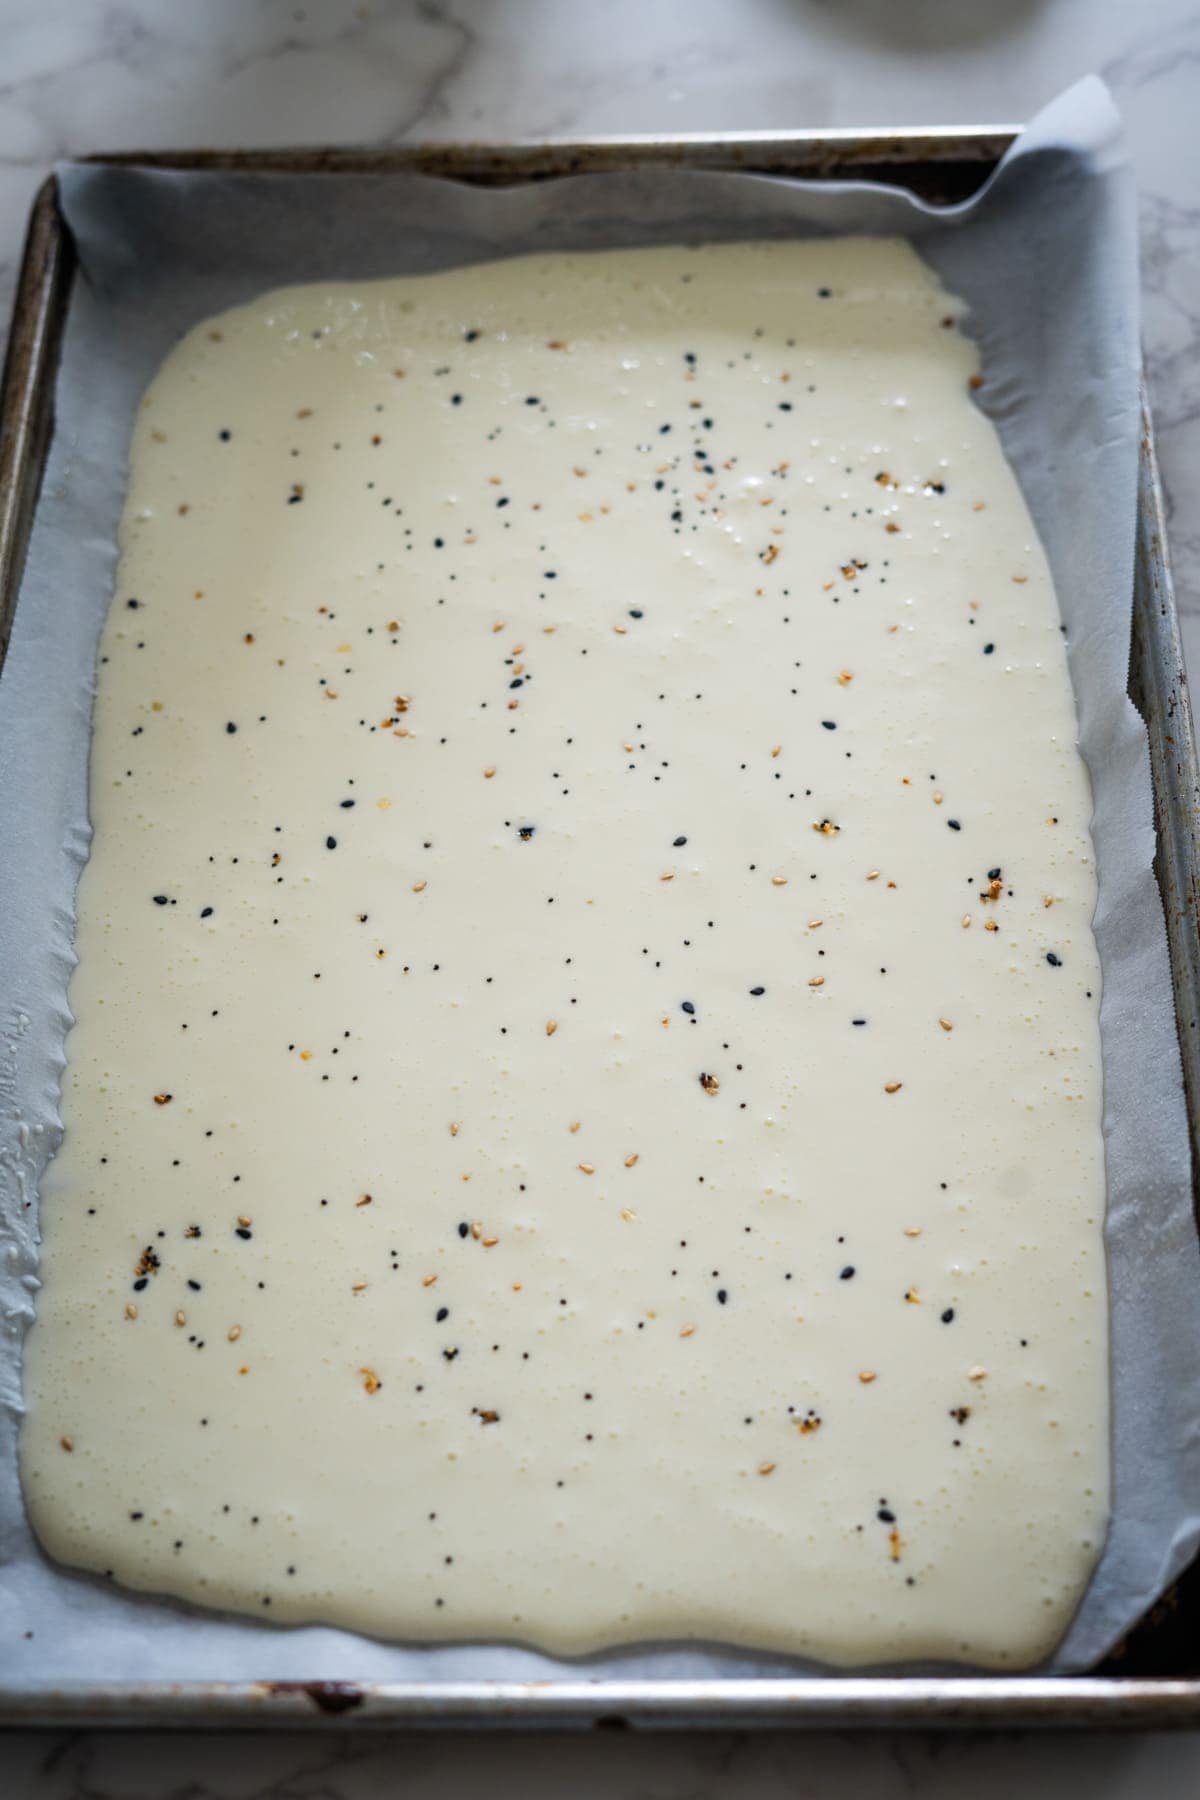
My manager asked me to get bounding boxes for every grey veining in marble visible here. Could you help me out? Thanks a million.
[2,1,1199,1794]
[7,1723,1200,1799]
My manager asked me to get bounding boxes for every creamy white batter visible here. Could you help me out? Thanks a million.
[20,238,1109,1667]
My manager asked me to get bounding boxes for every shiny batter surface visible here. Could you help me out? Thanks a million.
[20,239,1108,1666]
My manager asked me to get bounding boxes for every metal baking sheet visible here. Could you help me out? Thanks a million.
[0,125,1198,1730]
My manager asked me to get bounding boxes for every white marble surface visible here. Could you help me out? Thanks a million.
[2,0,1199,1792]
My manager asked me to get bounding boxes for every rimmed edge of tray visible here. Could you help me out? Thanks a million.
[1,129,1198,1730]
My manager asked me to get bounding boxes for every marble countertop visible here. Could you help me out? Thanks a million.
[3,1,1199,1793]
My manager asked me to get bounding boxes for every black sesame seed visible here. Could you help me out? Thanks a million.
[941,1308,955,1323]
[749,985,765,996]
[947,819,961,831]
[840,1266,856,1280]
[1047,952,1062,967]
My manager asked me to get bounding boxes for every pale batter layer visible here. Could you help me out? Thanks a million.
[20,239,1108,1666]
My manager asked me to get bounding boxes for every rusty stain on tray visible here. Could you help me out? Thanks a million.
[258,1680,365,1716]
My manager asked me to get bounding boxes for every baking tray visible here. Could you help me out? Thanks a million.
[0,132,1198,1732]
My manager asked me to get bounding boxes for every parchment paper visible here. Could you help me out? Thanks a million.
[2,78,1198,1683]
